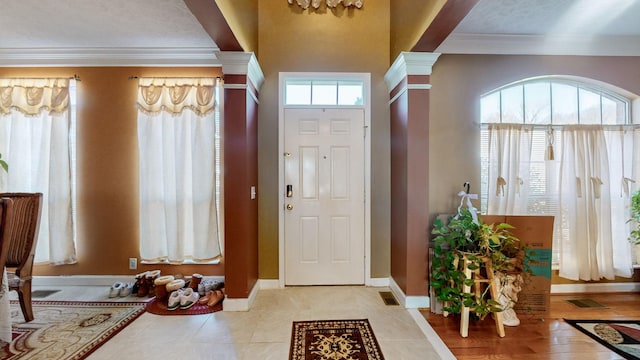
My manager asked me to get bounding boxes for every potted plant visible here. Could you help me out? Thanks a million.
[430,207,531,322]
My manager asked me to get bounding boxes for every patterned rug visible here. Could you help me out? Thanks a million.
[565,319,640,360]
[289,319,385,360]
[1,300,146,359]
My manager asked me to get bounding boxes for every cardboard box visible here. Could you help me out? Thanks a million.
[481,215,554,315]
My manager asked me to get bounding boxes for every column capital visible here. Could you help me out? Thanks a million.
[215,51,264,90]
[384,52,441,92]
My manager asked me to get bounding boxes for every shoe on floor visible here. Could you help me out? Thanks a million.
[180,288,200,310]
[119,282,134,297]
[109,282,123,298]
[167,290,183,311]
[207,290,224,308]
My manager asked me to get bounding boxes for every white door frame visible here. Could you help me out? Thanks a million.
[278,72,371,287]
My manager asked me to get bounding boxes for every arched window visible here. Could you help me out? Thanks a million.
[480,76,640,281]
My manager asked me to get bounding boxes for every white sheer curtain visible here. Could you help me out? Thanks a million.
[137,77,221,263]
[486,124,533,215]
[558,125,632,280]
[0,78,76,264]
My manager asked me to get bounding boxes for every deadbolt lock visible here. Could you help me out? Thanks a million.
[286,204,293,210]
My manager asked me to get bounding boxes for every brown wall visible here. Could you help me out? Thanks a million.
[256,1,392,279]
[428,54,640,284]
[0,66,225,277]
[223,73,260,298]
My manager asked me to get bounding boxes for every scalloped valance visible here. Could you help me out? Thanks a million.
[0,78,70,116]
[136,78,216,116]
[288,0,363,9]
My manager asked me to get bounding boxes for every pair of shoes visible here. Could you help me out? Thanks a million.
[109,282,134,298]
[119,282,134,297]
[198,289,224,308]
[167,288,200,311]
[197,279,224,296]
[136,270,161,297]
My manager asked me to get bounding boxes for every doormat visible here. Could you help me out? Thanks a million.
[289,319,385,360]
[565,319,640,360]
[2,300,146,359]
[566,299,607,308]
[31,290,60,298]
[145,297,222,316]
[379,291,399,306]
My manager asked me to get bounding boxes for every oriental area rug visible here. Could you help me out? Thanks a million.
[1,300,146,360]
[289,319,385,360]
[565,319,640,360]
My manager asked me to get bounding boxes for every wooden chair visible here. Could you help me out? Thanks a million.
[0,197,14,288]
[3,193,43,322]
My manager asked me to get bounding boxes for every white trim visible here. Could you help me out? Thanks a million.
[258,279,282,289]
[387,83,434,105]
[389,277,430,309]
[436,33,640,56]
[223,280,260,312]
[408,309,457,360]
[225,84,260,104]
[366,277,390,287]
[32,275,225,287]
[0,47,220,67]
[551,282,640,294]
[278,72,371,288]
[215,51,265,90]
[384,52,440,93]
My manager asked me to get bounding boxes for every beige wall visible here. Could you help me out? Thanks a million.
[256,1,392,279]
[0,66,225,277]
[429,54,640,283]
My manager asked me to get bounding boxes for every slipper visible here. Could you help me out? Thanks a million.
[207,290,224,308]
[109,282,123,298]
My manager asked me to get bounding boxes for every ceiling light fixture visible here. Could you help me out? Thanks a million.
[288,0,363,10]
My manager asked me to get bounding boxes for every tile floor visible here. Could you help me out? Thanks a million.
[11,284,452,360]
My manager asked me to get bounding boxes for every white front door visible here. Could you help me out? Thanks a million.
[284,108,365,285]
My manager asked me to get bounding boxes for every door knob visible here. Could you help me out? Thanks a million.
[286,204,293,210]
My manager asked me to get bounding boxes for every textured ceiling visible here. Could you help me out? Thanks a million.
[437,0,640,55]
[1,0,640,66]
[0,0,215,49]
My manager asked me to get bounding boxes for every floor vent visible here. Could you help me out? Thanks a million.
[565,298,607,308]
[32,290,60,298]
[379,291,399,306]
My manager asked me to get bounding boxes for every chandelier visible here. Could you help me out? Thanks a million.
[288,0,363,9]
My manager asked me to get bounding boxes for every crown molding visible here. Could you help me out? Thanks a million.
[384,52,441,93]
[215,51,265,90]
[437,33,640,56]
[0,47,221,67]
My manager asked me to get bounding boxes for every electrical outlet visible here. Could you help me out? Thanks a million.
[129,258,137,270]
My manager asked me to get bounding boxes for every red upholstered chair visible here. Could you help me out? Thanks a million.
[3,193,42,322]
[0,197,14,288]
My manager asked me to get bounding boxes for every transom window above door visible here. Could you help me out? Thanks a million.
[284,79,364,106]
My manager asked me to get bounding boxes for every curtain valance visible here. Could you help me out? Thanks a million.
[136,78,216,116]
[0,78,70,116]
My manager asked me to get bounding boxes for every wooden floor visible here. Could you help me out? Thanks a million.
[421,292,640,359]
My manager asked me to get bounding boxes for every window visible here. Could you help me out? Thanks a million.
[284,79,364,106]
[480,76,639,281]
[0,78,77,264]
[136,77,222,264]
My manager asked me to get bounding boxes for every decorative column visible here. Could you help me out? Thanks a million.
[384,52,440,308]
[216,52,264,307]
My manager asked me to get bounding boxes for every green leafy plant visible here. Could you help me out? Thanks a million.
[430,208,532,320]
[629,190,640,245]
[0,152,7,172]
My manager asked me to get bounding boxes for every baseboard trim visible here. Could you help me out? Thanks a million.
[408,309,456,360]
[258,279,281,289]
[389,277,430,309]
[367,277,390,287]
[551,282,640,293]
[32,275,225,287]
[224,280,260,312]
